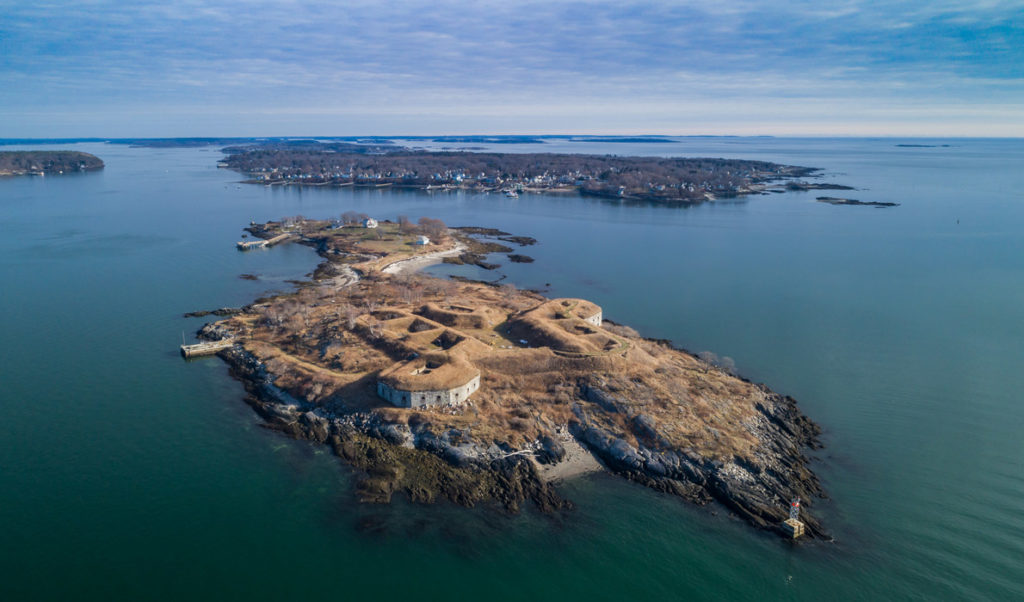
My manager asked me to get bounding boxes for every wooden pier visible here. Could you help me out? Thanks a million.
[180,339,235,358]
[265,233,293,245]
[236,232,294,251]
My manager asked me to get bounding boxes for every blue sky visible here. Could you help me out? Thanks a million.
[1,0,1022,137]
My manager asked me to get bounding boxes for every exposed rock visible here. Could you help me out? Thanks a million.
[184,307,243,318]
[816,196,899,207]
[536,435,566,464]
[498,236,537,246]
[197,322,233,340]
[785,181,854,191]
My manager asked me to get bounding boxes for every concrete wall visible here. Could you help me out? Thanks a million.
[584,310,602,327]
[377,374,480,408]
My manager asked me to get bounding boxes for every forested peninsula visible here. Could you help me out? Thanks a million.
[0,151,104,176]
[221,144,821,204]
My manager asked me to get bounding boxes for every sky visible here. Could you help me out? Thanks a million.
[1,0,1022,137]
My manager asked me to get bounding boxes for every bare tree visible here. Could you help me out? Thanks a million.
[439,279,457,303]
[397,215,413,233]
[399,284,415,305]
[499,283,517,304]
[718,356,737,375]
[418,217,447,240]
[262,305,284,328]
[697,351,719,373]
[341,304,360,330]
[365,317,383,339]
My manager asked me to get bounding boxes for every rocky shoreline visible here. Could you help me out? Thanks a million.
[218,344,571,512]
[209,339,827,536]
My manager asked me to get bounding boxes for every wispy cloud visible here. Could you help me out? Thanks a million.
[1,0,1022,135]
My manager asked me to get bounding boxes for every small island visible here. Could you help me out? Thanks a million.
[186,216,829,538]
[0,151,104,176]
[817,196,899,207]
[221,145,828,204]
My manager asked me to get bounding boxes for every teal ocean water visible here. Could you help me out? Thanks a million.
[1,138,1022,600]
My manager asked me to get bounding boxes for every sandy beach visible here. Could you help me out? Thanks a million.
[381,240,467,275]
[534,431,605,482]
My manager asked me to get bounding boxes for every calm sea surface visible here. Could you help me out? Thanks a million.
[1,138,1022,600]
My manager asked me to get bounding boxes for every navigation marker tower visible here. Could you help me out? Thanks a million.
[782,497,806,539]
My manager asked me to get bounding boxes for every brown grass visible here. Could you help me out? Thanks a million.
[214,223,771,461]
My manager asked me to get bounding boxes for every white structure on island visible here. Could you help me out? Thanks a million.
[376,354,481,408]
[377,373,480,408]
[414,235,430,245]
[362,218,378,228]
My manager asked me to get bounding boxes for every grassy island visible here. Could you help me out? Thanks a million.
[0,151,104,176]
[191,217,828,537]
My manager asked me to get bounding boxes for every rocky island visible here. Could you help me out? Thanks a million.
[189,217,829,538]
[0,151,104,176]
[220,143,826,204]
[817,196,899,207]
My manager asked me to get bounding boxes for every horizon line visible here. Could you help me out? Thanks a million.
[3,134,1024,141]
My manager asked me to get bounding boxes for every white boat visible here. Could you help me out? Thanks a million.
[504,190,519,198]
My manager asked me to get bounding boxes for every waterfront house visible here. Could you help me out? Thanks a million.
[362,218,378,228]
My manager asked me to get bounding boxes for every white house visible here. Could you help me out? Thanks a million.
[415,235,430,245]
[362,218,378,228]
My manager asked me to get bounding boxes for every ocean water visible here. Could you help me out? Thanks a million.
[1,138,1022,600]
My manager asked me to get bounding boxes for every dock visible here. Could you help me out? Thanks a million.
[265,232,293,245]
[236,232,294,251]
[180,339,235,358]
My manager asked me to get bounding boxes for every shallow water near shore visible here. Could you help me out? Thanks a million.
[1,138,1023,600]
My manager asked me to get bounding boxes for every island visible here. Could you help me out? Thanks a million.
[0,151,104,176]
[186,216,829,538]
[816,196,899,207]
[221,145,827,204]
[569,137,676,143]
[784,181,855,191]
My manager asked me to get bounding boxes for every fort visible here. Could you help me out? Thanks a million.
[363,298,602,408]
[187,217,828,538]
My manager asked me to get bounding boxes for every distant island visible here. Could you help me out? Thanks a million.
[570,137,675,143]
[185,217,829,538]
[428,136,547,144]
[784,181,855,191]
[816,196,899,207]
[222,145,826,204]
[0,151,104,176]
